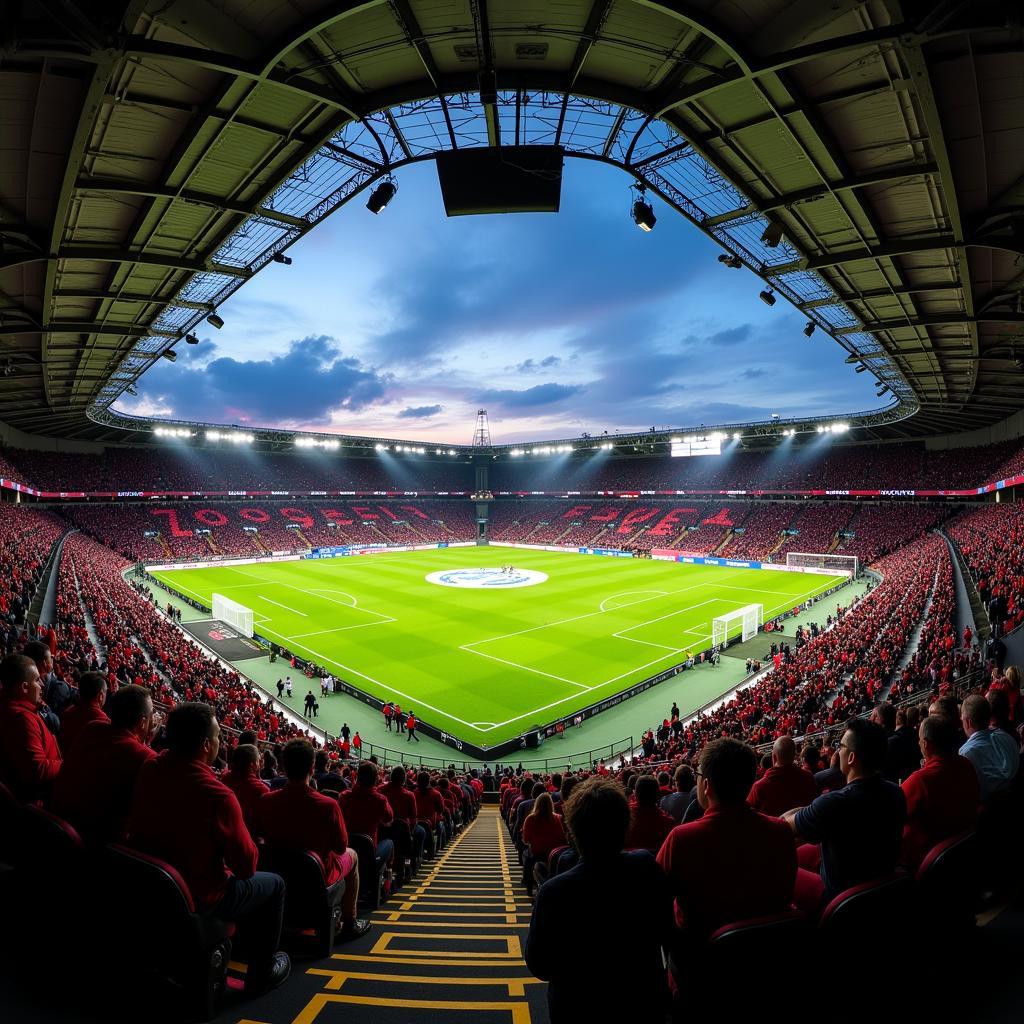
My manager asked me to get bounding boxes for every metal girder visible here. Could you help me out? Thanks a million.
[0,323,177,338]
[75,177,310,229]
[0,249,249,277]
[389,0,458,149]
[469,0,500,147]
[835,313,1024,336]
[53,289,212,311]
[770,237,961,274]
[703,162,940,227]
[800,283,960,309]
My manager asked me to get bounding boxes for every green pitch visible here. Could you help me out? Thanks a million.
[152,549,846,749]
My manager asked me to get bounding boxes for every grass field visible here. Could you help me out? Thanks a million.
[152,549,846,749]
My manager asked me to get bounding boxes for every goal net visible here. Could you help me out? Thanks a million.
[785,552,859,577]
[712,604,763,649]
[212,593,254,637]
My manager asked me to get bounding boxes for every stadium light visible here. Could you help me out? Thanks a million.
[876,383,889,396]
[855,364,867,373]
[162,349,177,362]
[295,437,340,450]
[206,430,253,443]
[125,384,138,396]
[760,222,784,247]
[206,313,224,329]
[717,253,743,269]
[732,432,741,440]
[817,425,825,433]
[154,427,192,438]
[374,443,388,451]
[759,288,776,306]
[272,253,293,265]
[366,177,398,214]
[803,322,816,337]
[184,333,199,345]
[630,185,656,232]
[831,423,850,433]
[448,449,457,456]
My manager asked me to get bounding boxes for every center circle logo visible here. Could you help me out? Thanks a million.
[425,568,548,590]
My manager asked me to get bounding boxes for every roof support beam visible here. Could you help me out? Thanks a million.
[0,323,178,339]
[469,0,500,147]
[52,289,213,311]
[75,177,310,229]
[834,312,1024,335]
[0,250,250,278]
[799,283,960,309]
[770,236,1024,274]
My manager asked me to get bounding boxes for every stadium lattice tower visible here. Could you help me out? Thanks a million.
[471,408,492,447]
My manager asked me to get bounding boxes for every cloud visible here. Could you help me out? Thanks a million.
[479,383,584,409]
[397,404,444,419]
[709,324,753,346]
[507,355,562,373]
[123,335,391,426]
[739,367,767,379]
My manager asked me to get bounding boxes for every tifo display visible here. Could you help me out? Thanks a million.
[151,548,847,749]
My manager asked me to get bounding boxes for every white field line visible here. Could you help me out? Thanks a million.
[289,619,395,640]
[599,590,668,612]
[463,650,592,690]
[256,596,308,617]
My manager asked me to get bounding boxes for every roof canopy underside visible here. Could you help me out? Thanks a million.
[1,0,1022,444]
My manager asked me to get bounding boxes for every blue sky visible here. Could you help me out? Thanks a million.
[117,159,882,444]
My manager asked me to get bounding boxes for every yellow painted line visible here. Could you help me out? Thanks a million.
[380,909,528,922]
[372,932,522,957]
[329,953,527,968]
[228,961,248,974]
[308,968,543,996]
[369,920,531,929]
[293,992,532,1024]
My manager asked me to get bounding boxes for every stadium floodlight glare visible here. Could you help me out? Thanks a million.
[803,321,816,337]
[154,427,192,438]
[366,178,398,214]
[448,449,457,456]
[272,253,293,265]
[760,222,784,247]
[295,437,340,450]
[162,349,177,362]
[374,443,388,451]
[817,425,825,433]
[717,253,743,268]
[206,313,224,329]
[733,432,742,440]
[206,430,254,443]
[184,333,199,345]
[831,423,850,433]
[759,287,776,306]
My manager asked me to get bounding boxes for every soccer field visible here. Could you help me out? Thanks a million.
[151,549,846,749]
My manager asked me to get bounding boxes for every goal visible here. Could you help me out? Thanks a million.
[212,593,254,637]
[712,604,763,649]
[785,552,859,577]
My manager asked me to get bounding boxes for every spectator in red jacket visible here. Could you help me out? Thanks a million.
[222,743,269,834]
[625,774,675,853]
[257,739,369,941]
[748,736,819,817]
[658,738,797,938]
[0,653,61,801]
[58,670,108,753]
[522,792,566,895]
[339,760,395,865]
[901,713,979,869]
[128,703,290,995]
[415,770,447,846]
[380,764,426,866]
[52,684,157,842]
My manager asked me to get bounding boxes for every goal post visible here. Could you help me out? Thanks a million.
[711,603,763,649]
[212,593,254,637]
[785,552,859,577]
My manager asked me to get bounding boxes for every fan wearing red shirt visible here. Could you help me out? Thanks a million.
[521,792,566,895]
[657,738,797,939]
[128,703,290,996]
[415,771,448,847]
[0,654,61,801]
[222,743,270,834]
[52,684,157,843]
[339,760,395,864]
[257,739,370,941]
[748,736,819,817]
[626,775,676,853]
[900,714,979,869]
[58,671,108,754]
[380,765,427,867]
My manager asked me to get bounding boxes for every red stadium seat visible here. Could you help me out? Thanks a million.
[350,832,389,911]
[819,872,915,944]
[103,844,234,1021]
[916,830,979,938]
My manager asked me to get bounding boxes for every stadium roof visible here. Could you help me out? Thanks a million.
[2,0,1023,444]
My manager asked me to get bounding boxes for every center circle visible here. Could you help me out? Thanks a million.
[425,567,548,590]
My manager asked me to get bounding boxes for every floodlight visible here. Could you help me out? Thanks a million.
[855,364,867,373]
[367,178,398,214]
[717,254,743,268]
[125,384,138,396]
[876,383,889,396]
[272,253,293,265]
[185,333,199,345]
[759,288,776,306]
[760,222,784,247]
[733,432,741,440]
[803,322,816,337]
[631,197,656,232]
[817,425,825,433]
[162,349,177,362]
[207,313,224,329]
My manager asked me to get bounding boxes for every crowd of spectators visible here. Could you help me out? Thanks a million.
[946,503,1024,636]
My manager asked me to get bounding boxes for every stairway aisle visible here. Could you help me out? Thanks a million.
[241,806,548,1024]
